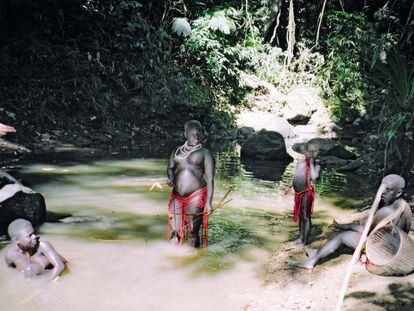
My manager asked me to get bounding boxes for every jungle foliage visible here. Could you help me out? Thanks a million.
[0,0,413,182]
[0,0,213,142]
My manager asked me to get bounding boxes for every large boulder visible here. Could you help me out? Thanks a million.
[292,138,357,160]
[337,159,364,172]
[241,130,293,161]
[237,112,295,138]
[320,156,349,169]
[0,178,46,234]
[241,83,337,140]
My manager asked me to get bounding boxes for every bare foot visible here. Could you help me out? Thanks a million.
[296,259,314,270]
[283,239,302,250]
[305,247,318,257]
[170,236,179,246]
[295,242,306,249]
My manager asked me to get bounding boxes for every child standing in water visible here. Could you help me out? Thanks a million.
[285,142,320,248]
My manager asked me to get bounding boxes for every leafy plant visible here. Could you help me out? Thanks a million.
[373,53,414,183]
[172,18,191,36]
[317,11,384,121]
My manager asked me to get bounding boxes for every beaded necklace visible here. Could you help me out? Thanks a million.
[174,142,202,160]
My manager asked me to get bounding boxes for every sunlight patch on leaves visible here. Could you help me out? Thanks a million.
[172,18,191,37]
[208,10,235,34]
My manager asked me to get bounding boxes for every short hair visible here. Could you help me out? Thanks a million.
[382,174,405,190]
[184,120,203,133]
[8,219,33,239]
[304,142,319,151]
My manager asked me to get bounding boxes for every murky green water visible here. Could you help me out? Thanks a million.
[1,144,368,269]
[0,143,371,310]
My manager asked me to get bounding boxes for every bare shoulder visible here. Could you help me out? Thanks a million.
[202,148,214,161]
[39,240,56,253]
[403,200,412,214]
[5,245,17,263]
[5,244,23,267]
[202,147,212,156]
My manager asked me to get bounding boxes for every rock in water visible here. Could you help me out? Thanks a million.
[0,188,46,234]
[241,130,293,161]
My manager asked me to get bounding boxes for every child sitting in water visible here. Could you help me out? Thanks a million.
[285,142,320,248]
[5,219,66,281]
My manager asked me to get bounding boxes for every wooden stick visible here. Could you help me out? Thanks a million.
[315,0,328,45]
[215,188,232,209]
[335,183,385,311]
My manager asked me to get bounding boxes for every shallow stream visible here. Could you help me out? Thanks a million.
[0,143,369,310]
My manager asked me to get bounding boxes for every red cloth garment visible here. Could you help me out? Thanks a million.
[168,187,209,247]
[293,160,315,222]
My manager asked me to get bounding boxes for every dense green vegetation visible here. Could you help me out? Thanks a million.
[0,0,413,183]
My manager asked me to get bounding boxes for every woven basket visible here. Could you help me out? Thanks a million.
[366,225,414,276]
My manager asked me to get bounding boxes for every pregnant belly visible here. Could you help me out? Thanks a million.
[175,170,205,196]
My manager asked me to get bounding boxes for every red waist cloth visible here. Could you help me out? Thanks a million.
[293,187,315,222]
[168,187,209,247]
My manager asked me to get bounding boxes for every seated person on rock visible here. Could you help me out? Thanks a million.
[297,174,411,270]
[5,219,66,281]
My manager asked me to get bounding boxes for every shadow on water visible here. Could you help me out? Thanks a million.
[46,202,288,275]
[49,211,168,242]
[347,283,414,310]
[241,158,290,182]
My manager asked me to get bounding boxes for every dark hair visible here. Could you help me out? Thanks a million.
[184,120,203,133]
